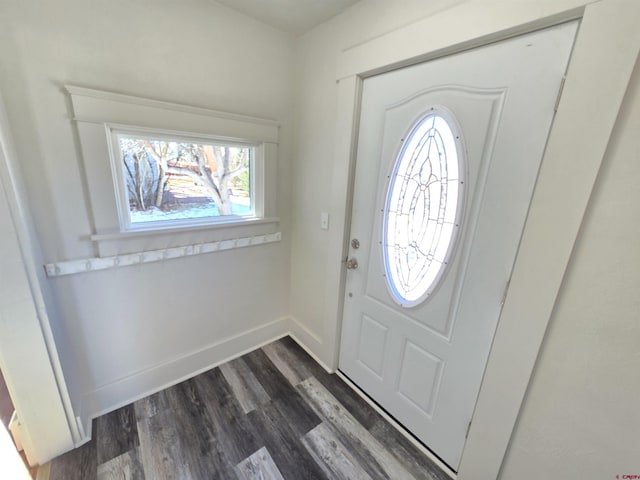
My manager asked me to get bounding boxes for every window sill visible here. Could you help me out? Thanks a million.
[89,217,280,242]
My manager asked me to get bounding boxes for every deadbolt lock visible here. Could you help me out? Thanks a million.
[351,238,360,249]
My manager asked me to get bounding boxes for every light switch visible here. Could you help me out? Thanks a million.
[320,212,329,230]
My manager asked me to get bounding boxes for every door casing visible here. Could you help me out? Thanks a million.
[339,22,577,470]
[0,90,78,464]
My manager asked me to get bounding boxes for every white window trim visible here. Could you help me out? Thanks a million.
[88,216,280,241]
[67,86,279,142]
[67,85,279,242]
[106,124,263,232]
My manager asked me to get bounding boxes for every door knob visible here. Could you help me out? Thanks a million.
[346,258,358,269]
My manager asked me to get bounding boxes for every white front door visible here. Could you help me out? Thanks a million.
[339,22,578,470]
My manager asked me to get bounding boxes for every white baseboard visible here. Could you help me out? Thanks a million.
[78,316,291,442]
[288,316,334,370]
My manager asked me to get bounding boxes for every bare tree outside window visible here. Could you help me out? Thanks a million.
[118,136,252,224]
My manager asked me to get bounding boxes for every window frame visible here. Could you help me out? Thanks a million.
[107,125,263,233]
[67,85,280,257]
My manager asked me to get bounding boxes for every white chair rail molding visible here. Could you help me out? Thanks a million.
[44,232,282,277]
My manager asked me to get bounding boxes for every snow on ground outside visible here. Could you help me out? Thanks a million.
[130,196,251,223]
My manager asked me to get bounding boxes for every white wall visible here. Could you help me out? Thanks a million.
[500,56,640,480]
[290,0,465,362]
[290,19,340,350]
[0,0,294,438]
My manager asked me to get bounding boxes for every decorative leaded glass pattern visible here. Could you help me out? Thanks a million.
[383,111,465,306]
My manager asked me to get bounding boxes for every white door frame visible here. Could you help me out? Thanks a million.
[0,90,78,463]
[322,1,640,479]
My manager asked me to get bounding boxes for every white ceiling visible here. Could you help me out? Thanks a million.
[213,0,361,35]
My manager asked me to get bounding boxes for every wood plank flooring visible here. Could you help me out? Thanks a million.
[38,337,450,480]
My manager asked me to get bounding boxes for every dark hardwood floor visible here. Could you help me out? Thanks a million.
[38,337,450,480]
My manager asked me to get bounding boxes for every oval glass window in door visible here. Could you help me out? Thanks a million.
[383,109,466,307]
